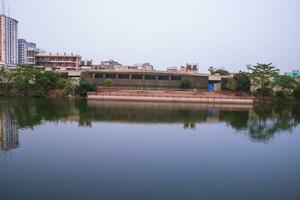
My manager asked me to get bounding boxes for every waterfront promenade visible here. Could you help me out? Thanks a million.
[88,89,254,104]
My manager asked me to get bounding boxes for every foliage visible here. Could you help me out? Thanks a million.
[275,90,286,98]
[57,78,75,97]
[180,76,192,89]
[33,71,61,96]
[294,84,300,98]
[75,80,97,97]
[104,79,113,87]
[9,65,74,97]
[233,72,251,91]
[248,63,279,96]
[209,67,230,76]
[275,75,297,96]
[226,77,237,90]
[12,65,38,95]
[0,66,13,95]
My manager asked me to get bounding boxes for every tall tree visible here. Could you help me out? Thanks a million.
[248,63,279,96]
[275,75,297,96]
[233,72,251,91]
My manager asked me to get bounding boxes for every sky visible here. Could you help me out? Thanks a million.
[8,0,300,72]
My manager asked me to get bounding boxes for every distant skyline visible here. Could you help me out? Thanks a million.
[9,0,300,72]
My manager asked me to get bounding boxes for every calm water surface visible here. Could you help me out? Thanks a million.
[0,98,300,200]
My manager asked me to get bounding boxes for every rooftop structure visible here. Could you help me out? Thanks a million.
[130,63,154,71]
[35,52,82,70]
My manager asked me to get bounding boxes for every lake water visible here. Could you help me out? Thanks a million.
[0,98,300,200]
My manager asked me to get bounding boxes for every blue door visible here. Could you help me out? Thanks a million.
[208,82,214,92]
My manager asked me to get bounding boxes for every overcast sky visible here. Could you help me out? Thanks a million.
[9,0,300,72]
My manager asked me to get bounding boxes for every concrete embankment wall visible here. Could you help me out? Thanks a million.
[87,94,254,104]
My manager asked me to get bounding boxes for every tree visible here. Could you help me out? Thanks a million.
[75,80,97,97]
[233,72,251,91]
[208,67,230,76]
[294,84,300,98]
[215,69,230,76]
[0,66,12,95]
[226,77,237,90]
[57,78,75,97]
[180,77,192,89]
[34,71,61,96]
[248,63,280,96]
[104,79,113,87]
[12,65,38,96]
[208,66,215,75]
[275,75,297,96]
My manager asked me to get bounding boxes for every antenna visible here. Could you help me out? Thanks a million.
[7,5,9,17]
[2,0,5,15]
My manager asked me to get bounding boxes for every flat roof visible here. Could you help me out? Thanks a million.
[87,69,209,77]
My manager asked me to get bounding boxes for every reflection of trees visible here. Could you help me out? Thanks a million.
[219,111,249,130]
[0,98,299,143]
[246,104,300,142]
[3,98,77,129]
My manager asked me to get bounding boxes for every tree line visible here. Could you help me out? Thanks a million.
[209,64,300,98]
[0,65,96,97]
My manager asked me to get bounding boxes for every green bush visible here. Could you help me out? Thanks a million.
[75,80,97,97]
[180,77,192,89]
[294,84,300,98]
[104,79,113,87]
[233,72,250,91]
[226,77,237,91]
[254,88,274,97]
[275,90,286,98]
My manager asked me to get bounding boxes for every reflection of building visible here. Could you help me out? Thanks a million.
[0,112,19,151]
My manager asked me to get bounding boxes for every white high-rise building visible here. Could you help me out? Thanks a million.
[0,14,18,67]
[18,39,37,65]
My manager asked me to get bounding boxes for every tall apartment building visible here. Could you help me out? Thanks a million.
[0,14,18,67]
[18,39,37,65]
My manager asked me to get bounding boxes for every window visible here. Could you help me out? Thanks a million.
[105,74,117,79]
[158,76,169,80]
[95,73,103,78]
[145,75,156,80]
[118,74,130,79]
[132,74,143,79]
[171,76,182,81]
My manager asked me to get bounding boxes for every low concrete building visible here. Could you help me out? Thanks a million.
[35,52,82,70]
[85,70,209,89]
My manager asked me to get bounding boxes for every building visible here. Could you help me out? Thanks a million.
[94,59,122,70]
[180,63,199,72]
[130,63,154,71]
[35,52,82,70]
[0,14,18,67]
[85,70,209,89]
[167,66,179,72]
[18,39,38,65]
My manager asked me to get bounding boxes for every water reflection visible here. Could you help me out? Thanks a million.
[0,98,299,151]
[0,103,19,151]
